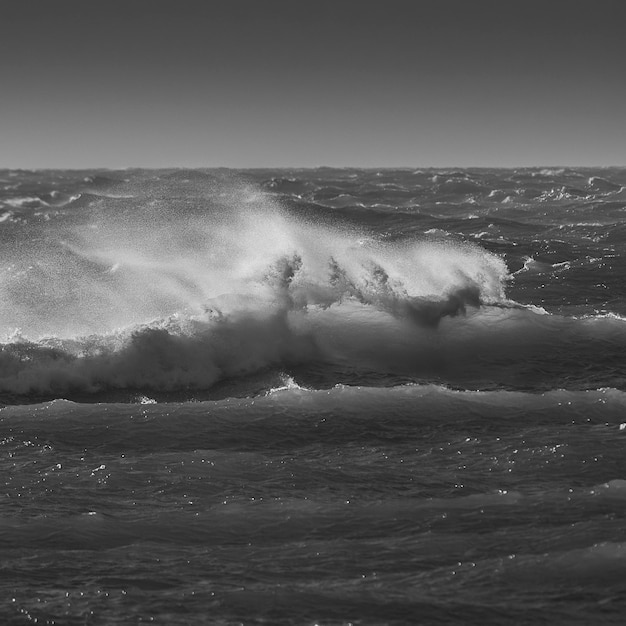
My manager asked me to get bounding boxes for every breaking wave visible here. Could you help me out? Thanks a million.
[1,179,625,400]
[0,181,513,398]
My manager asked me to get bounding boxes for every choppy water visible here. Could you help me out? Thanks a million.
[1,167,626,624]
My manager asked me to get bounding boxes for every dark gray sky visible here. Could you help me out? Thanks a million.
[1,0,625,168]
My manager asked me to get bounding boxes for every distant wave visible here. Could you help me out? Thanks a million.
[4,196,46,209]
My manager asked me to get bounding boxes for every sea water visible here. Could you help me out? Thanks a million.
[1,167,626,624]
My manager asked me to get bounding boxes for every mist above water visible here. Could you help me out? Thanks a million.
[0,176,508,339]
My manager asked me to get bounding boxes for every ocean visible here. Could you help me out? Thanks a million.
[1,167,626,624]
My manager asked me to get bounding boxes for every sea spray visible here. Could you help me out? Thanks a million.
[1,175,510,338]
[0,175,517,398]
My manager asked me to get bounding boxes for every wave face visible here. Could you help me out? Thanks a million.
[2,167,626,625]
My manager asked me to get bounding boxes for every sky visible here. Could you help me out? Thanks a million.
[1,0,625,168]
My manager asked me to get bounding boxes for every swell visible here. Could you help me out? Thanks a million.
[2,385,626,451]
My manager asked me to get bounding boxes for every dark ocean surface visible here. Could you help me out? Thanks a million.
[1,167,626,624]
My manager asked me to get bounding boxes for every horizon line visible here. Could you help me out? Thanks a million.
[1,163,625,172]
